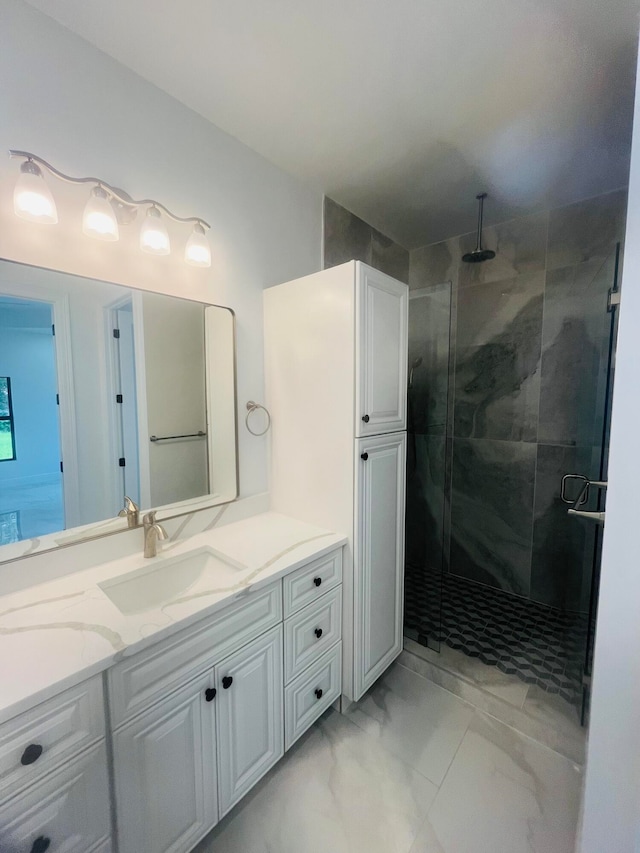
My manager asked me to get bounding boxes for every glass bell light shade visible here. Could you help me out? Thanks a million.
[140,206,170,256]
[185,223,211,267]
[13,160,58,224]
[83,186,119,241]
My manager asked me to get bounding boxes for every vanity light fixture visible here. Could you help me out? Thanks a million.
[13,159,58,224]
[140,206,170,256]
[9,150,211,267]
[83,185,119,241]
[185,222,212,267]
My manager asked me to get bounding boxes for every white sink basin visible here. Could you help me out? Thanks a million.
[99,546,247,614]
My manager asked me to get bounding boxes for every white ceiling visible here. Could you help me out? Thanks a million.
[26,0,640,247]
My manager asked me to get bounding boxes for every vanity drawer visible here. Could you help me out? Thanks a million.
[109,581,281,728]
[0,674,104,802]
[283,548,342,616]
[285,642,342,750]
[0,740,111,853]
[284,586,342,683]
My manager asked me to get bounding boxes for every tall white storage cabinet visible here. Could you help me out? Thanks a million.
[264,261,408,702]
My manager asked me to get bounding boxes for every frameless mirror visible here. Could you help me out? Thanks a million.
[0,259,237,563]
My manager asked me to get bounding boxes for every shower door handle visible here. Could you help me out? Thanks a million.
[567,508,606,524]
[563,477,608,525]
[560,474,589,505]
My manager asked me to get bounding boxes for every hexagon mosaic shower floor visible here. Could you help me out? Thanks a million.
[404,564,588,707]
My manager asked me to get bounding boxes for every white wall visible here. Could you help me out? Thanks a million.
[0,0,322,504]
[579,36,640,853]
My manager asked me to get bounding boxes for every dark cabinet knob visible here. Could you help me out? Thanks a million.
[315,688,323,700]
[31,838,50,853]
[315,628,323,639]
[313,577,322,587]
[362,414,370,423]
[222,676,233,689]
[21,744,43,766]
[361,453,368,461]
[205,687,217,702]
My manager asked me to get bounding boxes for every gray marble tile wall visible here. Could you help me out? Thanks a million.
[407,189,627,612]
[323,196,410,283]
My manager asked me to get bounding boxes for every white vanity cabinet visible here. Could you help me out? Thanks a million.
[0,675,111,853]
[356,264,408,437]
[355,431,406,696]
[112,670,218,853]
[108,545,343,853]
[265,261,408,703]
[216,626,283,816]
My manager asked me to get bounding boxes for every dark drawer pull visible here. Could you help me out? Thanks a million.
[222,676,233,689]
[315,688,323,700]
[205,687,217,702]
[362,414,370,423]
[360,452,368,461]
[315,628,323,639]
[21,744,43,766]
[313,577,322,587]
[31,837,51,853]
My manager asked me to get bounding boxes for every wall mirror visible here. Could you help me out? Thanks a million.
[0,259,238,563]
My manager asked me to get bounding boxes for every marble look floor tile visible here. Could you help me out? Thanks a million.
[405,638,529,708]
[344,662,474,785]
[399,647,585,764]
[409,713,582,853]
[196,709,437,853]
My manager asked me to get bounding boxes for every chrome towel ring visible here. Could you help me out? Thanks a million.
[245,401,271,436]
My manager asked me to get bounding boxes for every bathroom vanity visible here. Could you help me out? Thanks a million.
[0,512,346,853]
[0,259,408,852]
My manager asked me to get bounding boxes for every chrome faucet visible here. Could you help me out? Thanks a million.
[143,511,168,558]
[118,496,140,529]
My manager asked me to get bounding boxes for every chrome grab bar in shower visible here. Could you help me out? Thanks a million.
[561,475,607,525]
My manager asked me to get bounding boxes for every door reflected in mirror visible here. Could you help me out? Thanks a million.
[0,259,237,560]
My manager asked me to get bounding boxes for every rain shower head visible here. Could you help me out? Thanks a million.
[462,193,496,264]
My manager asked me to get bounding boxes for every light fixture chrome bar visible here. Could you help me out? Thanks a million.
[9,150,210,229]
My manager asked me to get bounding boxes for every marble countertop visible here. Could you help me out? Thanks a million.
[0,511,346,725]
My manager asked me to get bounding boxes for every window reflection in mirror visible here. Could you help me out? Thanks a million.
[0,260,237,556]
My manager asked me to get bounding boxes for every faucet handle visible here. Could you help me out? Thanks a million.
[118,496,140,528]
[142,510,157,527]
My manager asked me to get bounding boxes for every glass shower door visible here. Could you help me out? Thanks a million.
[404,282,453,651]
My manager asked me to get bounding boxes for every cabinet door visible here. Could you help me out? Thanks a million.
[356,264,408,436]
[0,742,110,853]
[354,432,406,699]
[216,626,283,817]
[113,671,218,853]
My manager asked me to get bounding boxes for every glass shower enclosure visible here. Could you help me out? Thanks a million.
[404,244,621,722]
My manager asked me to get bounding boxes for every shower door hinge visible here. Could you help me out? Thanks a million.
[113,328,120,339]
[116,394,123,404]
[60,460,63,473]
[118,457,126,467]
[608,288,621,312]
[51,323,55,336]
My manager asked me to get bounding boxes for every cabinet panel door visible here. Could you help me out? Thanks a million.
[354,432,406,699]
[0,742,110,853]
[356,264,408,436]
[113,671,218,853]
[216,626,283,817]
